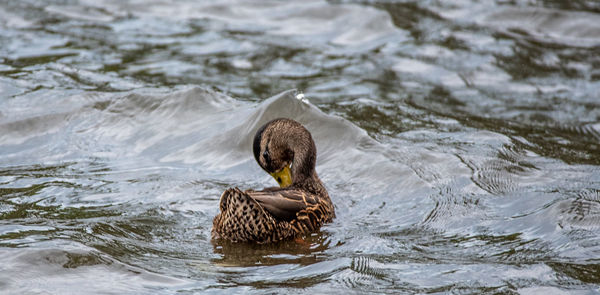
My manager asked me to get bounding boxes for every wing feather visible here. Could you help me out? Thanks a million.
[248,189,317,221]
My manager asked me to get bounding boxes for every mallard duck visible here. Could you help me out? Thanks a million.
[211,118,335,243]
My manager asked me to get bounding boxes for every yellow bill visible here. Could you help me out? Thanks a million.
[270,165,292,188]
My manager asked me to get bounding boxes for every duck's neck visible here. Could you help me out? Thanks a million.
[289,142,327,194]
[291,154,308,181]
[289,138,315,183]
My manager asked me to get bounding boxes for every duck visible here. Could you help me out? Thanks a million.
[211,118,335,243]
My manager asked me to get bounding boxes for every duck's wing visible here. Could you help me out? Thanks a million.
[248,189,317,222]
[213,187,297,243]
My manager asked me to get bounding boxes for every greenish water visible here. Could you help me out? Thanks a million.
[1,0,600,294]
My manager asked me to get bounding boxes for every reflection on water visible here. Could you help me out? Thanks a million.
[212,232,331,267]
[1,0,600,293]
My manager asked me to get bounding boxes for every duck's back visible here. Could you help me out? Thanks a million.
[211,187,334,243]
[211,188,295,243]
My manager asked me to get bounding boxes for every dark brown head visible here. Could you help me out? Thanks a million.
[252,118,317,187]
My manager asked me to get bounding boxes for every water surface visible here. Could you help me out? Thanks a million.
[1,0,600,294]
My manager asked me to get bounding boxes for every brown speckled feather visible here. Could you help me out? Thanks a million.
[212,188,293,243]
[211,187,334,243]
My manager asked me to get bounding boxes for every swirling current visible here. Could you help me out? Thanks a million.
[1,0,600,294]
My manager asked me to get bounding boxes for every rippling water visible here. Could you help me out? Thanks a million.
[1,0,600,293]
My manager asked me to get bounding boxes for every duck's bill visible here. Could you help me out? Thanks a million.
[270,165,292,188]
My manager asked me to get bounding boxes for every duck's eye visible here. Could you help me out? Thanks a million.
[262,150,270,161]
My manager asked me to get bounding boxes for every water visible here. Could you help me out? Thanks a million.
[1,0,600,293]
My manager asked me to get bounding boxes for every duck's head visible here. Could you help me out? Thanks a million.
[252,118,317,188]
